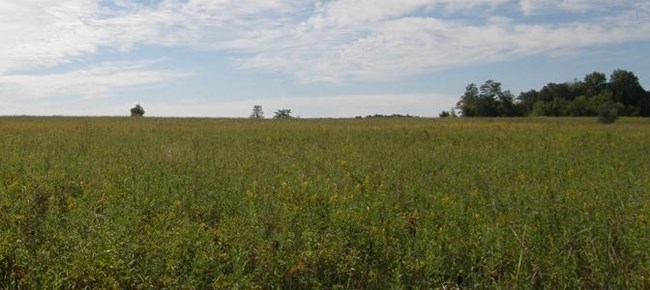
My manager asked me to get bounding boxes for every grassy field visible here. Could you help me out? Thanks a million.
[0,117,649,288]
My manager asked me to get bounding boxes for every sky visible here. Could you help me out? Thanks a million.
[1,0,649,118]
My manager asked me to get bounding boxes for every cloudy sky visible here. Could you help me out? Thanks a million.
[1,0,649,117]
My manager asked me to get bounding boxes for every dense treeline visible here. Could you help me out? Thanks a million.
[456,69,650,117]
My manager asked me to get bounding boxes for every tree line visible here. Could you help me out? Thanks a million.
[455,69,650,119]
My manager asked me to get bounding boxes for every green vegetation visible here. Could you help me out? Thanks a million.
[130,104,145,117]
[457,69,650,118]
[1,117,649,288]
[250,105,265,119]
[273,109,294,119]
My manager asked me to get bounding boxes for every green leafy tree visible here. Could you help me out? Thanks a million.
[457,83,480,117]
[250,105,264,119]
[459,69,649,117]
[564,95,593,116]
[584,72,608,97]
[476,80,499,117]
[457,80,517,117]
[516,90,539,115]
[273,109,293,119]
[610,69,646,115]
[130,104,145,117]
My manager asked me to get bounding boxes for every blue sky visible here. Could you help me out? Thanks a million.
[1,0,649,118]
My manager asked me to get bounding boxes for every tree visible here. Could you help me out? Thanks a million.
[456,69,650,117]
[457,80,516,117]
[584,72,607,97]
[610,69,645,115]
[130,104,145,117]
[516,90,539,115]
[273,109,293,119]
[474,80,498,116]
[456,83,479,117]
[250,105,264,119]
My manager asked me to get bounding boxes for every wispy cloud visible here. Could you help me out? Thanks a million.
[230,0,650,82]
[519,0,638,15]
[1,0,649,91]
[0,60,192,99]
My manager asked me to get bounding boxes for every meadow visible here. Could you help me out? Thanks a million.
[0,117,648,288]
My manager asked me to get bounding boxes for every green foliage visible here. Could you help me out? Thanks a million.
[250,105,264,119]
[0,117,649,288]
[584,72,607,97]
[461,69,649,118]
[439,109,458,118]
[273,109,293,119]
[597,102,623,124]
[457,80,520,117]
[130,104,145,117]
[365,114,416,118]
[610,69,645,111]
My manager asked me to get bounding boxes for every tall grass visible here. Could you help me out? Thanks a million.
[0,117,648,288]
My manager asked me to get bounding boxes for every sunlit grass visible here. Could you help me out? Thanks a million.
[0,117,648,288]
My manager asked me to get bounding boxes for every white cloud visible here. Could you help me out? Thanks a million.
[219,0,650,82]
[519,0,636,15]
[1,0,649,92]
[0,60,192,100]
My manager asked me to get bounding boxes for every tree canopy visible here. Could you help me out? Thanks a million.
[250,105,264,119]
[273,109,294,119]
[456,80,521,117]
[130,104,145,117]
[456,69,650,118]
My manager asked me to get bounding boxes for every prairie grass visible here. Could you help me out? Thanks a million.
[0,117,648,288]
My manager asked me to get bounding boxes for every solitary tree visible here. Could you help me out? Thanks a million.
[250,105,264,119]
[273,109,293,119]
[130,104,145,117]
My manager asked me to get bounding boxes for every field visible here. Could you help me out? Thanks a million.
[0,117,649,288]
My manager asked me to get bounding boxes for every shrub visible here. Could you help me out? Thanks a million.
[597,102,622,124]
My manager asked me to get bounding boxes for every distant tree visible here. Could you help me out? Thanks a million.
[641,91,650,117]
[564,95,593,116]
[598,102,623,124]
[439,107,458,118]
[476,80,500,117]
[130,104,145,117]
[365,114,416,118]
[250,105,264,119]
[450,108,458,117]
[457,80,517,117]
[456,83,480,117]
[609,69,646,115]
[457,69,649,118]
[584,72,608,97]
[516,90,539,114]
[273,109,293,119]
